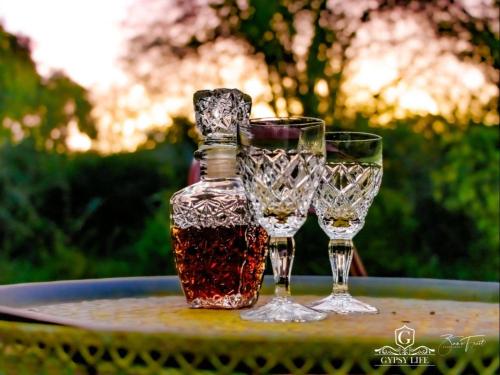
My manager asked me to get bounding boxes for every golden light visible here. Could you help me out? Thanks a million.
[398,88,439,115]
[252,102,275,117]
[348,58,399,93]
[66,120,92,152]
[91,38,278,152]
[314,79,329,97]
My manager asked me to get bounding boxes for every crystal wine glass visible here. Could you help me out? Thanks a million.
[309,132,382,314]
[239,117,327,322]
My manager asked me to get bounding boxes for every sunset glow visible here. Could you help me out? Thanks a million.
[1,1,497,152]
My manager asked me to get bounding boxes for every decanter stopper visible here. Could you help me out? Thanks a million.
[194,88,252,145]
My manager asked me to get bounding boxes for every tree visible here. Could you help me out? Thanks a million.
[0,24,96,152]
[124,0,498,128]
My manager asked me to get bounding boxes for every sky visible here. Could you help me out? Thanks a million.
[0,0,133,89]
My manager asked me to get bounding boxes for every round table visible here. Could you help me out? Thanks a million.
[0,276,498,374]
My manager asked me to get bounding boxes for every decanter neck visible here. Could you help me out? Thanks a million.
[196,145,238,179]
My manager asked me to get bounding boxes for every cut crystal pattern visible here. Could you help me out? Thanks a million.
[171,180,250,229]
[314,162,382,239]
[240,149,323,237]
[194,89,251,144]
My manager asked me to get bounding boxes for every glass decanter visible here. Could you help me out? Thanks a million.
[170,89,268,309]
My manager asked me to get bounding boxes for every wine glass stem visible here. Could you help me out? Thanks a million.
[329,239,354,295]
[269,236,295,299]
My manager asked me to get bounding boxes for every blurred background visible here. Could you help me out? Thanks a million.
[0,0,498,284]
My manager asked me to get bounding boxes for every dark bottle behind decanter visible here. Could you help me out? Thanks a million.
[170,89,268,309]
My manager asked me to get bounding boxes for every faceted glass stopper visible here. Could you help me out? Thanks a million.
[194,88,252,144]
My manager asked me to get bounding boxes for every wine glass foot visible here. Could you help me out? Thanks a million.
[308,293,378,315]
[241,297,327,322]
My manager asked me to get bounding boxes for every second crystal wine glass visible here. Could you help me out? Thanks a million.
[309,132,382,314]
[239,117,326,322]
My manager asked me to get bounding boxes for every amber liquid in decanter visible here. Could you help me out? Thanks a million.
[172,223,267,308]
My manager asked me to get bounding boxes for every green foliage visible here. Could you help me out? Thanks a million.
[0,124,497,283]
[0,138,194,283]
[430,126,500,279]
